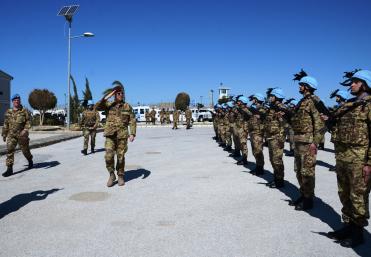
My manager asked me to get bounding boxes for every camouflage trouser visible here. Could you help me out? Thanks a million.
[151,118,156,125]
[267,135,285,179]
[6,135,33,167]
[213,121,218,138]
[336,160,371,227]
[225,124,232,147]
[83,128,97,150]
[231,125,240,152]
[104,135,128,176]
[218,124,224,142]
[294,142,317,198]
[238,125,248,156]
[186,118,191,129]
[288,128,295,151]
[250,133,264,167]
[173,120,178,129]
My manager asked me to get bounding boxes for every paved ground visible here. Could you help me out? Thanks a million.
[0,127,369,257]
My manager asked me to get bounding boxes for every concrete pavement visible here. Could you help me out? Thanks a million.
[0,127,369,257]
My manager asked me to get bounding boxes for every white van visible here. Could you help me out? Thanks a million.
[133,106,150,122]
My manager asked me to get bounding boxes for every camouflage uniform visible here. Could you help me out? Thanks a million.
[185,109,192,129]
[332,94,371,227]
[236,105,251,163]
[81,109,100,151]
[160,109,166,124]
[247,104,265,171]
[291,93,325,200]
[172,110,180,129]
[2,106,33,167]
[229,107,240,154]
[264,102,288,183]
[96,100,136,176]
[145,111,150,124]
[165,110,171,124]
[150,109,156,125]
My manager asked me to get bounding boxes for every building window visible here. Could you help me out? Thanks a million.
[221,89,226,94]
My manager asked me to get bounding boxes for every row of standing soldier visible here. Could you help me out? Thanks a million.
[210,69,371,248]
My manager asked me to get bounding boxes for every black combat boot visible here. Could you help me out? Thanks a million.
[237,155,248,165]
[224,145,232,152]
[318,143,325,150]
[295,197,313,211]
[28,159,33,169]
[340,224,364,248]
[270,178,285,188]
[2,166,13,177]
[327,223,352,240]
[81,149,87,155]
[289,195,303,206]
[229,150,241,158]
[253,166,264,175]
[285,150,294,156]
[91,147,95,153]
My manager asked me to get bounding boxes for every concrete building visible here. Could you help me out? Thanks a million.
[218,83,230,99]
[0,70,13,125]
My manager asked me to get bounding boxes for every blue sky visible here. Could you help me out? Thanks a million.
[1,0,371,108]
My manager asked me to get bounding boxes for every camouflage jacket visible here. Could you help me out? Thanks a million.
[96,99,136,138]
[247,104,265,135]
[290,93,325,145]
[332,94,371,164]
[264,101,288,138]
[150,110,156,118]
[2,106,31,138]
[81,110,100,129]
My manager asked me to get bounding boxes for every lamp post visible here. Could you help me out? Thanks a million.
[58,5,94,130]
[66,31,94,129]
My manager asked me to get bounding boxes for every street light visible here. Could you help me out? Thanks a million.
[58,5,94,130]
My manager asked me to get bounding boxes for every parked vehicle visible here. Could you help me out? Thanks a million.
[197,109,213,122]
[133,106,151,122]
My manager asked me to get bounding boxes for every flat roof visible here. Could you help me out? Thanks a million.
[0,70,13,80]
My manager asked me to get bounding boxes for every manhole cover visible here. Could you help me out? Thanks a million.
[69,192,110,202]
[146,151,161,155]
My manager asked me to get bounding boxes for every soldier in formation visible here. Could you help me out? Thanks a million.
[80,100,100,155]
[160,108,166,125]
[210,69,371,248]
[150,108,156,125]
[2,94,33,177]
[96,81,136,187]
[145,110,150,124]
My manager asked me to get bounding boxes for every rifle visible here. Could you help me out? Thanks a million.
[330,89,339,99]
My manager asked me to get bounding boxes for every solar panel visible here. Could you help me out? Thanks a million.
[57,6,70,16]
[57,5,79,16]
[66,5,79,15]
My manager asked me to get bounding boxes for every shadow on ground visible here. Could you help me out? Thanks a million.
[316,160,335,170]
[12,161,61,176]
[124,169,151,183]
[250,167,370,256]
[0,188,62,220]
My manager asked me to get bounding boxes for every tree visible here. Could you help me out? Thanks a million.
[70,75,81,123]
[175,92,190,111]
[83,77,92,101]
[29,89,57,125]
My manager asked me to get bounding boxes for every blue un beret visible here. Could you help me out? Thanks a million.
[11,94,20,101]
